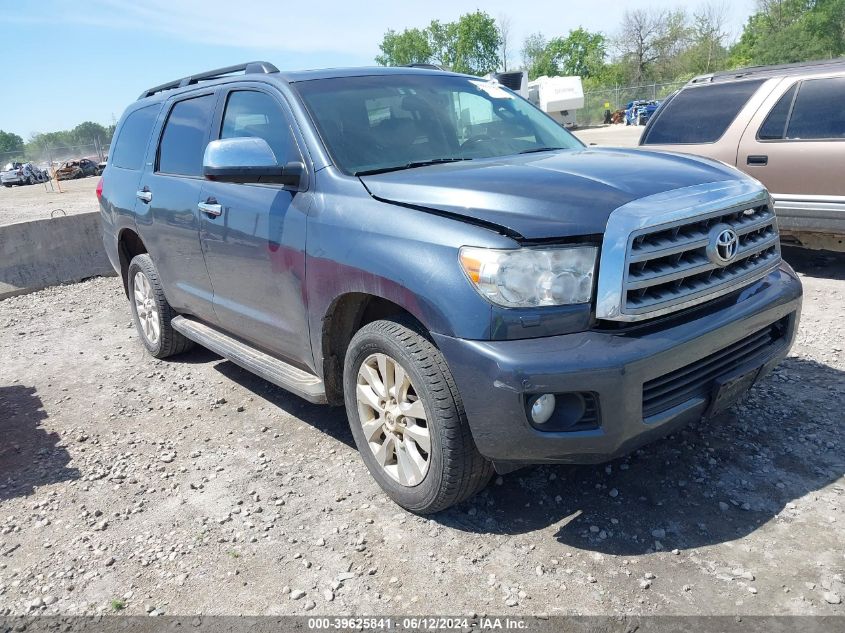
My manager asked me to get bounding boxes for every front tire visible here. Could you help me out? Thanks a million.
[127,254,194,359]
[343,319,493,514]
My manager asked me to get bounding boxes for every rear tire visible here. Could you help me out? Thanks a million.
[343,318,493,514]
[127,254,194,359]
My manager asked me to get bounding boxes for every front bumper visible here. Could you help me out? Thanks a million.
[433,263,802,466]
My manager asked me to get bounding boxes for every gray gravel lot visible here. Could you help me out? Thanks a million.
[0,178,98,227]
[572,125,643,147]
[0,248,843,616]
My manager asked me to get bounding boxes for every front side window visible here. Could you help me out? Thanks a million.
[786,77,845,140]
[157,94,216,176]
[220,90,297,164]
[642,79,765,145]
[293,74,582,175]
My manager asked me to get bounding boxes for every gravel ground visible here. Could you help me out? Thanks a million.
[0,177,98,227]
[0,248,843,617]
[572,125,643,147]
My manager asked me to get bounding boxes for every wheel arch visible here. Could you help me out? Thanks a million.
[117,228,148,295]
[319,292,435,406]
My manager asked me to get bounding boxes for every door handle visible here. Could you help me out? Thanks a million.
[747,155,768,166]
[135,189,152,203]
[198,199,223,217]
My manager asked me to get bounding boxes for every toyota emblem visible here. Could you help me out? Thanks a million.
[707,225,739,266]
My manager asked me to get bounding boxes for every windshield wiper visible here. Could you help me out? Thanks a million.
[519,146,566,154]
[355,158,471,176]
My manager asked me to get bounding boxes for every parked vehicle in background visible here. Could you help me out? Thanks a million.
[99,62,801,513]
[641,58,845,252]
[98,156,108,175]
[55,158,100,180]
[1,161,49,186]
[625,100,660,126]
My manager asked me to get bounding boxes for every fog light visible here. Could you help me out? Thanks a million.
[529,394,556,425]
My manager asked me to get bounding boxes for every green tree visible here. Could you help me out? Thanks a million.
[545,28,607,78]
[375,11,500,75]
[71,121,111,144]
[451,11,501,75]
[730,0,845,66]
[0,130,24,157]
[615,8,692,84]
[375,28,432,66]
[521,32,550,79]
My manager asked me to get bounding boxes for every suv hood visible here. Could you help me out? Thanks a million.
[359,148,741,240]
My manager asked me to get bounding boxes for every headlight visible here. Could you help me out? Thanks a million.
[459,245,597,308]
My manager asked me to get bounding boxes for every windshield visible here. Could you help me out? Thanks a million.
[294,73,583,175]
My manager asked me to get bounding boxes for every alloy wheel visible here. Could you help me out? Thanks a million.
[355,352,431,486]
[133,271,160,346]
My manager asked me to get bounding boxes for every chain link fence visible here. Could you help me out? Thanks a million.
[0,139,110,172]
[579,80,686,127]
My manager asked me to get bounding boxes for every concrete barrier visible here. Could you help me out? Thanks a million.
[0,212,116,300]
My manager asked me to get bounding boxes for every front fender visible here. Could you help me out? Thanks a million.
[304,171,516,370]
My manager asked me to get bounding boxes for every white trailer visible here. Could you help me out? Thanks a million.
[527,75,584,127]
[489,72,585,128]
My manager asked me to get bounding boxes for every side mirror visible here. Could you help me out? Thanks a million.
[203,137,305,189]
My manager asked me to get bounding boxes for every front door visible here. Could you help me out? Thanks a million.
[198,88,312,367]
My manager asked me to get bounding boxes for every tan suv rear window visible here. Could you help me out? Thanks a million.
[642,80,765,145]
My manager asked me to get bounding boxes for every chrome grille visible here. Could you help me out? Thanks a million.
[623,205,780,316]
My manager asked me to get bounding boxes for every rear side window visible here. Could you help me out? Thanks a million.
[786,77,845,140]
[111,105,159,170]
[158,94,216,176]
[220,91,297,163]
[642,79,764,145]
[758,84,797,140]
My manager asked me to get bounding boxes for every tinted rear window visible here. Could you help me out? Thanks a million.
[111,104,159,170]
[157,94,216,176]
[642,79,765,145]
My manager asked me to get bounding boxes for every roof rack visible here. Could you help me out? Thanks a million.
[404,63,444,71]
[688,57,845,85]
[138,61,279,99]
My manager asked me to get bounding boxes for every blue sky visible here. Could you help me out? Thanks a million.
[1,0,754,138]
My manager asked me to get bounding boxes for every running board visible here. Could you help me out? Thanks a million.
[171,316,327,404]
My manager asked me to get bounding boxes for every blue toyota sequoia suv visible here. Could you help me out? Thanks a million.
[98,62,803,513]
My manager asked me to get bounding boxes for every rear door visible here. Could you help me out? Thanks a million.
[198,86,312,365]
[134,91,218,322]
[99,102,161,268]
[738,74,845,198]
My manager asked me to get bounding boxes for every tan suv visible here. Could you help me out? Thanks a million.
[641,58,845,252]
